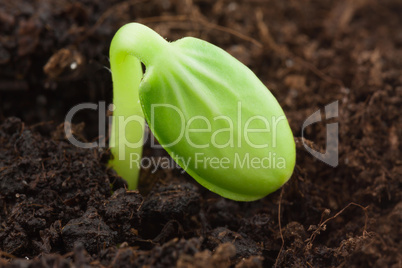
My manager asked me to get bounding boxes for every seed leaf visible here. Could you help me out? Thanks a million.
[139,37,295,201]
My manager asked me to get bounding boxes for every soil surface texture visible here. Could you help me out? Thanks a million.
[1,0,401,267]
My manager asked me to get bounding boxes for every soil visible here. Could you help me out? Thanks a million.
[0,0,401,267]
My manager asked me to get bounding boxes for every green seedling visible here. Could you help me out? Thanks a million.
[109,23,295,201]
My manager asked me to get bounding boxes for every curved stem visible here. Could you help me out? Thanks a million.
[110,23,168,67]
[109,23,168,190]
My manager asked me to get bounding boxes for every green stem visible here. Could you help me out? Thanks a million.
[109,23,168,190]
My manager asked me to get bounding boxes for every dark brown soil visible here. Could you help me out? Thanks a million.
[1,0,401,267]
